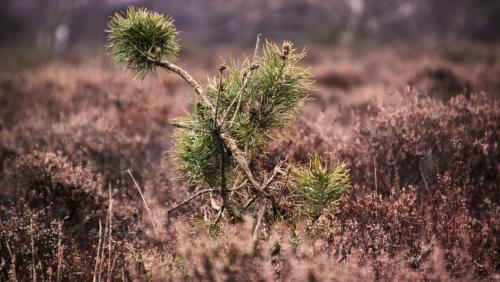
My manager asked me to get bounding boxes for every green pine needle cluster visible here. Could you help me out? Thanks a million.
[106,7,179,77]
[172,107,234,188]
[292,156,350,221]
[232,41,312,149]
[172,41,312,188]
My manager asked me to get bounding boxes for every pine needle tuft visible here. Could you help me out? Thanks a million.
[292,156,350,221]
[106,7,179,77]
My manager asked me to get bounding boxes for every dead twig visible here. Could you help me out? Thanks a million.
[124,169,158,236]
[29,216,36,282]
[373,156,378,193]
[107,186,113,282]
[167,188,218,214]
[222,34,262,128]
[253,203,266,240]
[212,205,225,227]
[261,160,286,191]
[56,221,63,282]
[5,239,18,282]
[243,195,259,210]
[93,220,102,282]
[171,122,212,133]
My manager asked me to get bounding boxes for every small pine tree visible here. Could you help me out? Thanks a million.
[106,7,350,229]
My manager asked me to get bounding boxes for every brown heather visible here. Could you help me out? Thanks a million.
[1,43,499,281]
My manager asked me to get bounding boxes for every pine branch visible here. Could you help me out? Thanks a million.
[222,34,262,127]
[154,59,216,113]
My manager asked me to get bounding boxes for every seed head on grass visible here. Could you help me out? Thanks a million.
[106,7,179,77]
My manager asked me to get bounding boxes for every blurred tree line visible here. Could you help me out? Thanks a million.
[1,0,499,52]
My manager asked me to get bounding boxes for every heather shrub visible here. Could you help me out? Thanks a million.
[1,152,105,238]
[326,179,498,278]
[316,93,500,278]
[409,67,472,100]
[335,94,499,207]
[0,152,104,280]
[0,151,152,281]
[0,210,95,281]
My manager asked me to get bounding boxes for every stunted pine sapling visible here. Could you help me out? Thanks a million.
[106,7,350,231]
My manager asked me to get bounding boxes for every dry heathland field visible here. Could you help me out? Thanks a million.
[0,42,499,281]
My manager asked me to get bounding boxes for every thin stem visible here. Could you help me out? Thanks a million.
[228,179,248,192]
[252,34,263,62]
[253,202,266,240]
[29,216,36,282]
[243,195,259,210]
[124,170,159,236]
[107,186,113,282]
[214,66,225,129]
[222,34,262,127]
[93,220,102,282]
[261,160,286,191]
[212,205,224,227]
[167,188,218,214]
[5,239,17,282]
[154,59,216,114]
[373,156,378,193]
[419,161,431,195]
[56,222,62,282]
[171,121,211,133]
[226,71,248,127]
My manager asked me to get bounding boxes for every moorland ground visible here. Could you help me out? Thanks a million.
[0,41,499,281]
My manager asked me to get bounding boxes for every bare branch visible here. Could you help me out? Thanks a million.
[170,121,211,133]
[219,132,262,187]
[167,188,218,214]
[154,59,216,114]
[214,65,226,129]
[93,219,102,282]
[222,34,262,125]
[252,33,263,62]
[253,203,266,240]
[261,160,286,190]
[228,179,248,192]
[212,205,224,227]
[243,195,259,210]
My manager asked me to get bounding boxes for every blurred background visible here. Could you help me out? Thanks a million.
[1,0,499,53]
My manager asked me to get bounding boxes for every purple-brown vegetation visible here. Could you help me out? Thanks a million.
[0,43,499,281]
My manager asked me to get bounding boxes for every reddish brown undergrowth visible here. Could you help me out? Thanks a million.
[0,44,499,281]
